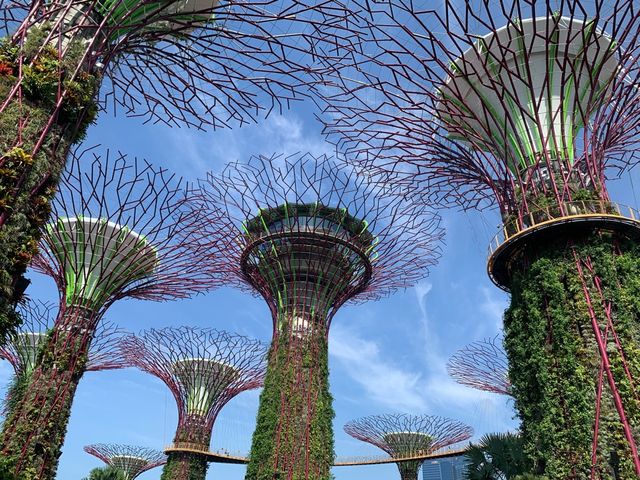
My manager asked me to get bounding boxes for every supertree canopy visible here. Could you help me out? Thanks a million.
[119,326,268,480]
[446,336,511,396]
[84,444,167,480]
[0,0,367,341]
[0,150,222,478]
[190,152,443,480]
[317,1,640,477]
[343,414,473,480]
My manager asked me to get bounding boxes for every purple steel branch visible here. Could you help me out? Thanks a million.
[0,300,128,373]
[317,1,640,220]
[119,326,267,447]
[191,152,444,328]
[2,0,368,129]
[447,336,511,396]
[84,444,166,480]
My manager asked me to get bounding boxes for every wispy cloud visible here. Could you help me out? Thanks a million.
[330,323,427,412]
[166,113,332,179]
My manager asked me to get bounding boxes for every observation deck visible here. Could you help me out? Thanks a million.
[164,442,465,466]
[488,201,640,290]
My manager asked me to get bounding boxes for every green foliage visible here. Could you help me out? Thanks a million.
[464,432,532,480]
[160,453,208,480]
[0,27,99,341]
[246,318,335,480]
[0,312,94,479]
[504,234,640,479]
[82,466,127,480]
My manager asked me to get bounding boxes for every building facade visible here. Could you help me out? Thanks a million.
[422,455,467,480]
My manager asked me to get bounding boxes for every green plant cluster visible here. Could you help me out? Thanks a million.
[246,317,334,480]
[160,452,208,480]
[82,466,127,480]
[504,234,640,479]
[0,308,94,479]
[0,27,99,342]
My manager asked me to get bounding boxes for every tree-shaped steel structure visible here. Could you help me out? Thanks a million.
[447,337,511,396]
[0,299,127,415]
[0,300,127,377]
[190,152,443,480]
[0,0,366,339]
[344,414,472,480]
[84,444,166,480]
[317,1,640,477]
[0,150,222,478]
[119,326,267,480]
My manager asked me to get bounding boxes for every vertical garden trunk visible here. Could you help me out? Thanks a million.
[504,233,640,479]
[161,417,211,480]
[397,461,421,480]
[0,305,97,478]
[245,317,334,480]
[0,26,98,338]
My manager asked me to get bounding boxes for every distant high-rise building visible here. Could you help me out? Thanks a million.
[422,455,468,480]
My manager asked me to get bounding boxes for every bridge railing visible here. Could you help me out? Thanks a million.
[488,201,640,256]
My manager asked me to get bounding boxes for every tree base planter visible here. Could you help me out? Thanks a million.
[503,231,640,479]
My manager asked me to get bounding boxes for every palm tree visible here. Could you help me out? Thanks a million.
[82,466,127,480]
[464,432,534,480]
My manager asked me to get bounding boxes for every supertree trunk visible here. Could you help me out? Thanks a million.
[0,152,220,478]
[397,462,421,480]
[0,22,100,332]
[162,418,212,480]
[0,304,96,477]
[246,318,333,480]
[504,234,640,479]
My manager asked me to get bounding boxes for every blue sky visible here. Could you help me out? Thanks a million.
[3,98,640,480]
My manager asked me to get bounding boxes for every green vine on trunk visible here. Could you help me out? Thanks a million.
[0,27,99,342]
[504,234,640,479]
[246,318,335,480]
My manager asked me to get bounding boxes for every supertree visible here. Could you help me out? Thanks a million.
[189,152,443,480]
[84,444,166,480]
[0,0,366,339]
[0,299,127,414]
[343,414,472,480]
[446,337,511,396]
[0,149,222,478]
[317,1,640,477]
[119,326,267,480]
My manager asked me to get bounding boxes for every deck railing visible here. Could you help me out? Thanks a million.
[488,201,640,256]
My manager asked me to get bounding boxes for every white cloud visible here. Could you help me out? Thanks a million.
[330,323,427,412]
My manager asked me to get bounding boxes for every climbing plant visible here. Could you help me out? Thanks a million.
[246,318,335,480]
[504,234,640,479]
[0,27,98,341]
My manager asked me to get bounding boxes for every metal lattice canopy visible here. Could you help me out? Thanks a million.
[190,152,443,330]
[32,148,225,316]
[447,336,511,396]
[317,1,640,217]
[0,299,127,374]
[344,414,473,458]
[119,327,267,438]
[0,0,370,129]
[84,444,167,480]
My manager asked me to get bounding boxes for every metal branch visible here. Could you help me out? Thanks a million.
[317,1,640,221]
[119,326,267,448]
[3,0,368,128]
[84,444,166,480]
[447,336,511,396]
[190,152,444,327]
[0,299,127,374]
[344,414,473,458]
